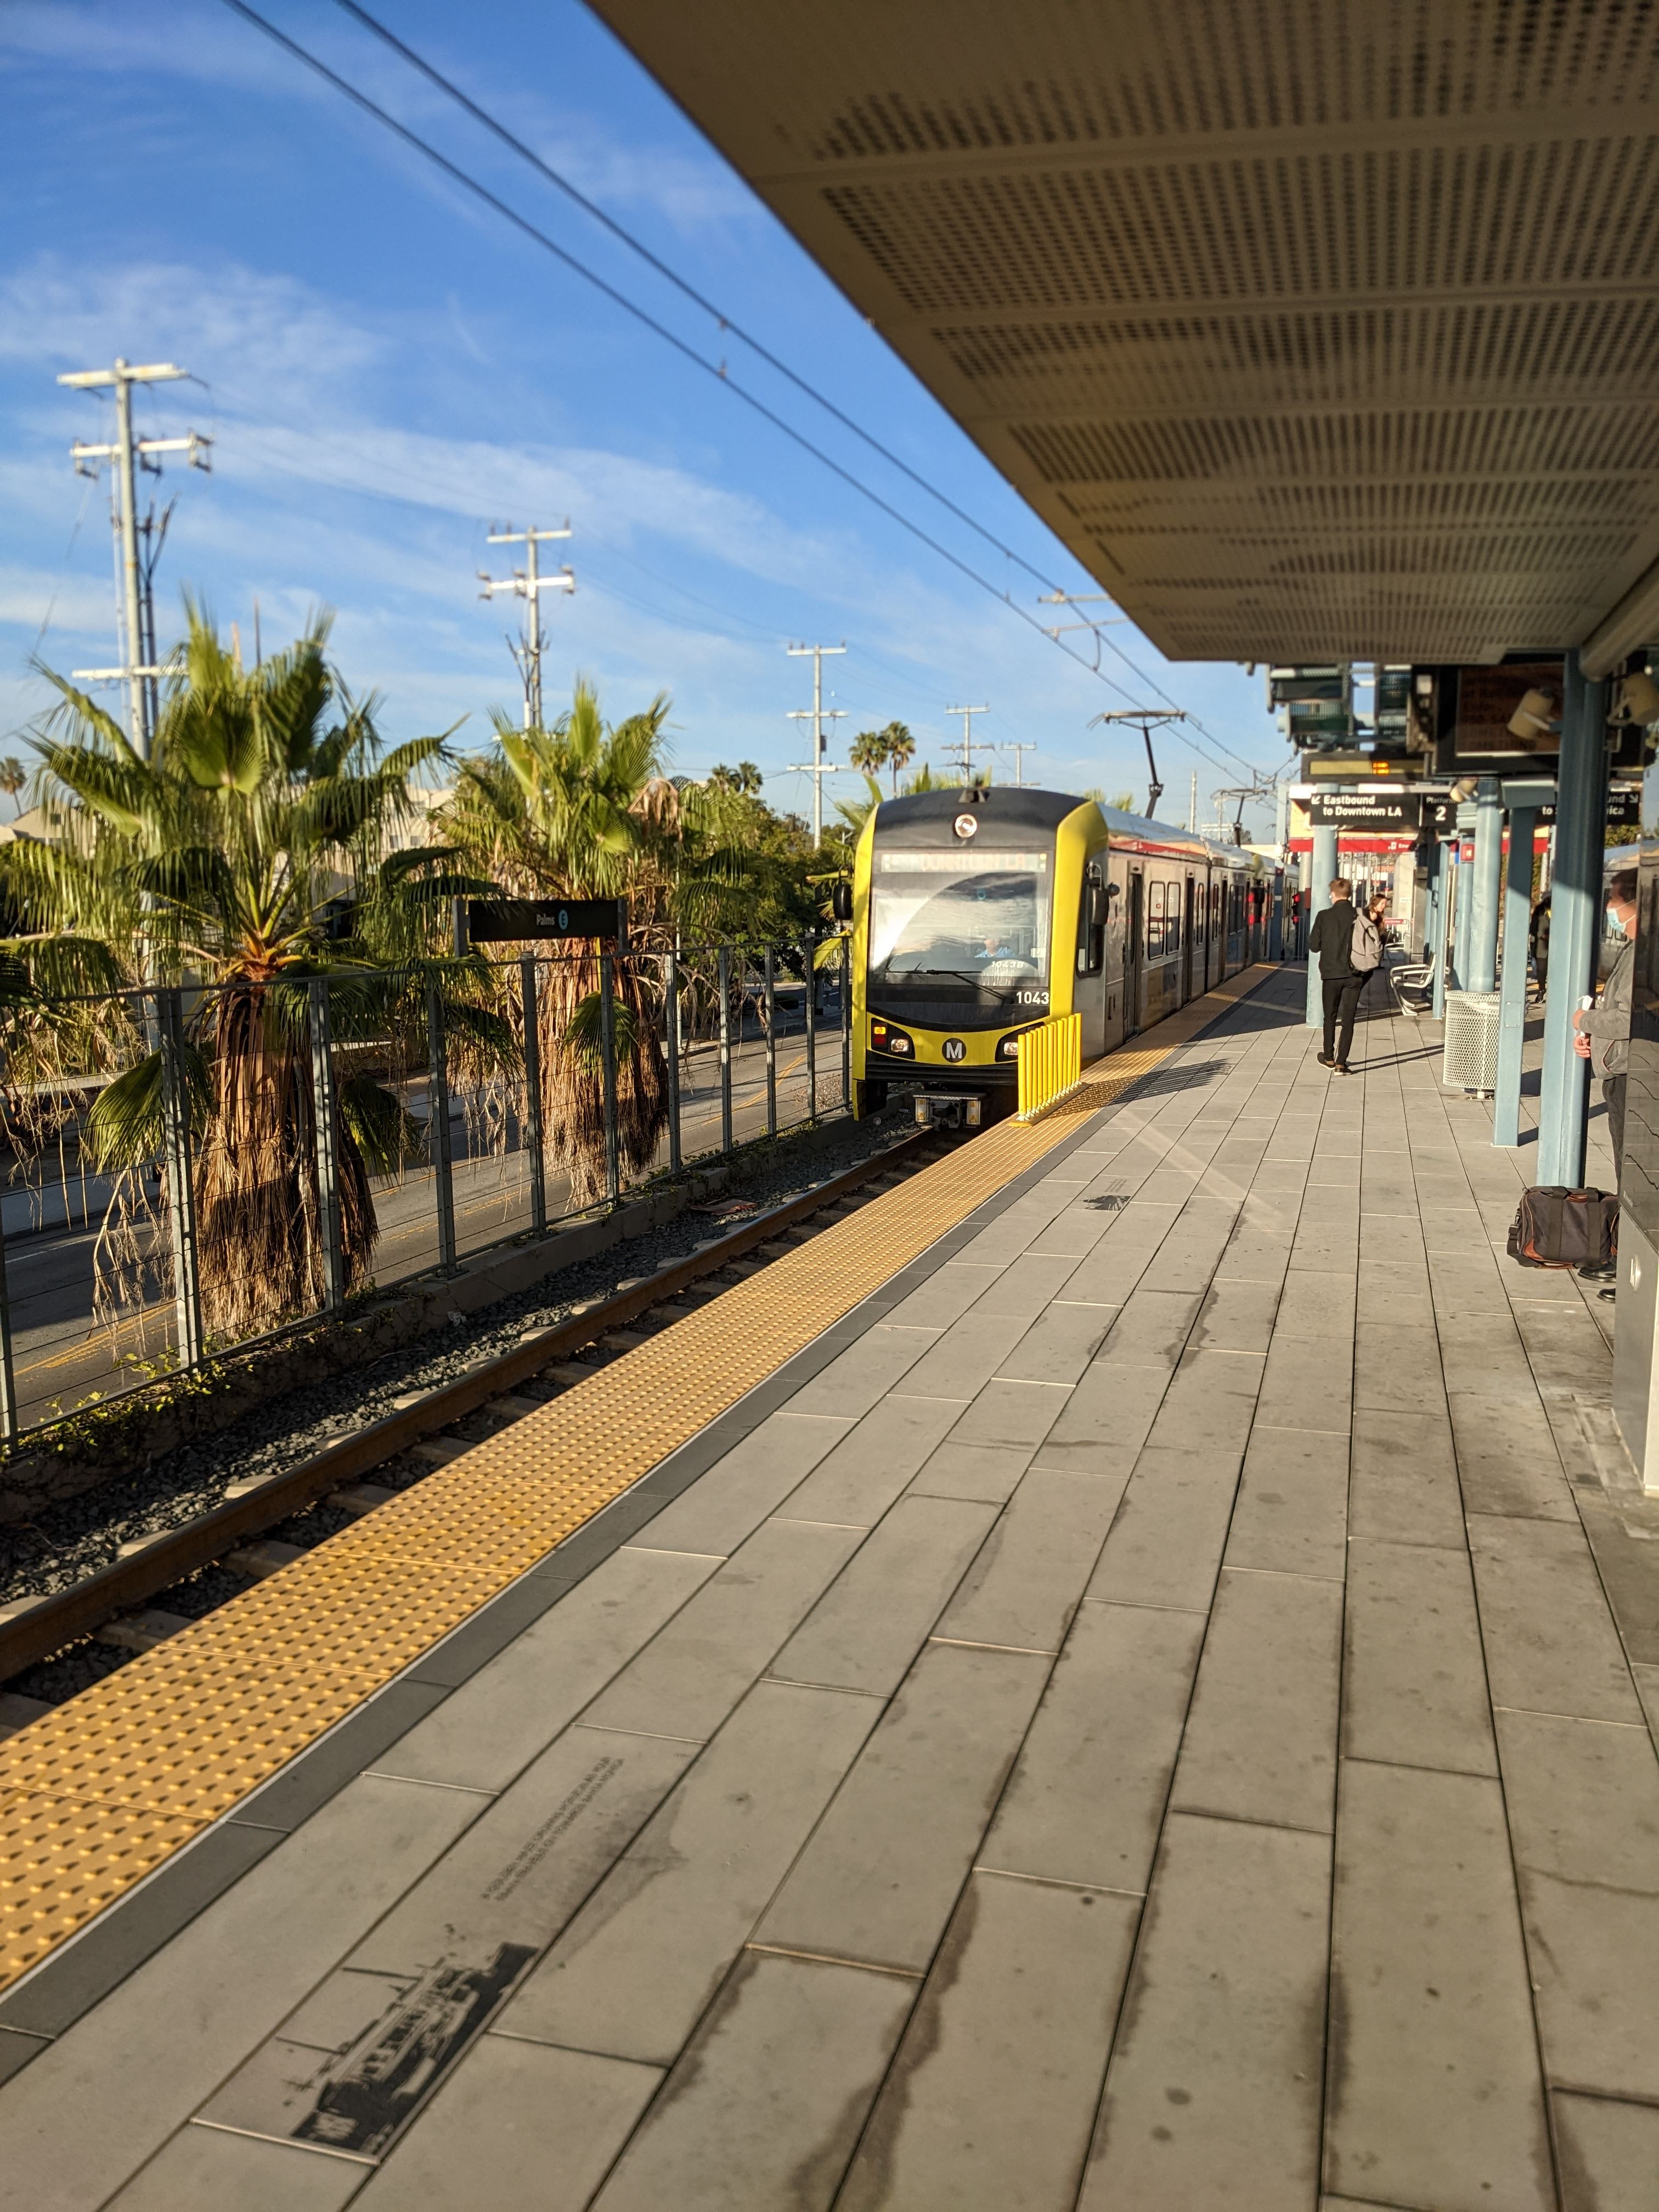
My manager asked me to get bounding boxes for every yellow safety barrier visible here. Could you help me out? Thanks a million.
[1015,1011,1083,1121]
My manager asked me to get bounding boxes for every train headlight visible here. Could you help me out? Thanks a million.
[872,1020,913,1057]
[997,1030,1027,1060]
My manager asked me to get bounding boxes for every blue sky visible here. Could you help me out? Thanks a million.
[0,0,1283,832]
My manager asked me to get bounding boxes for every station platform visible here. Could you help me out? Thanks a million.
[1,963,1655,2211]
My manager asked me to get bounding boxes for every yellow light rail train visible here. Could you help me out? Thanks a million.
[840,786,1279,1127]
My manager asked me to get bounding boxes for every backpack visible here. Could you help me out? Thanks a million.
[1506,1187,1618,1270]
[1351,911,1383,973]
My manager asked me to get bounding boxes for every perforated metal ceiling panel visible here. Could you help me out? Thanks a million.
[589,0,1659,663]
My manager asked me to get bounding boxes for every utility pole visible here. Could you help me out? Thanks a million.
[945,703,993,781]
[1188,770,1198,831]
[59,359,211,758]
[786,642,847,846]
[479,523,574,729]
[1002,737,1037,787]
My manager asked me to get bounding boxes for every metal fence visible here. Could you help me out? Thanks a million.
[0,934,852,1444]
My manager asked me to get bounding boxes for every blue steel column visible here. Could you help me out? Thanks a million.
[1537,653,1611,1186]
[1493,781,1552,1147]
[1433,836,1451,1017]
[1469,776,1503,992]
[1305,823,1339,1028]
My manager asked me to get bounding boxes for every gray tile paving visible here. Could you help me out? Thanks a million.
[1168,1567,1342,1832]
[1080,1813,1330,2212]
[1553,2091,1659,2212]
[755,1640,1048,1972]
[353,2039,661,2210]
[499,1680,878,2065]
[581,1516,865,1742]
[13,974,1659,2211]
[103,2129,363,2210]
[837,1871,1142,2212]
[769,1494,998,1694]
[1324,1760,1554,2211]
[590,1953,911,2211]
[981,1598,1204,1894]
[374,1544,722,1792]
[934,1466,1128,1654]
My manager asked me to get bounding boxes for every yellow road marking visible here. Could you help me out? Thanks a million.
[0,968,1272,1994]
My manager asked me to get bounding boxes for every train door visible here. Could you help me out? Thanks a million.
[1104,850,1130,1050]
[1074,856,1110,1061]
[1126,868,1145,1033]
[1182,876,1198,1005]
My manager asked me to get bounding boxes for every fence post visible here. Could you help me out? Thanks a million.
[717,946,734,1153]
[804,934,817,1119]
[664,949,682,1173]
[520,955,546,1234]
[764,944,777,1137]
[0,1212,18,1443]
[840,933,851,1107]
[599,950,620,1204]
[426,978,456,1273]
[157,987,204,1367]
[307,977,346,1318]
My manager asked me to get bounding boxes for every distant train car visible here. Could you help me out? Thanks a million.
[845,786,1262,1126]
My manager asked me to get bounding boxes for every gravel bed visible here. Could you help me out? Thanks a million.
[3,1104,924,1702]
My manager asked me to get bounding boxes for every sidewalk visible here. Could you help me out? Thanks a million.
[1,967,1654,2210]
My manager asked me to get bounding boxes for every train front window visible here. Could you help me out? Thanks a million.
[870,850,1050,992]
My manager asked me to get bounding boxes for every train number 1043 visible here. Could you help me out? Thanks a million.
[1015,990,1050,1006]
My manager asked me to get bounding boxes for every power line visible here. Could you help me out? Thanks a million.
[328,1,1263,777]
[215,1,1269,786]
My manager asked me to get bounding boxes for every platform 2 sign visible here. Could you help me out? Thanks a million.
[1308,792,1422,831]
[466,898,628,944]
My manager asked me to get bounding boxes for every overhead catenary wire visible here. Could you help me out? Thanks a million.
[329,0,1263,779]
[215,0,1267,790]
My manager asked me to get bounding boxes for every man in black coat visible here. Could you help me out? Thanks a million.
[1309,877,1363,1074]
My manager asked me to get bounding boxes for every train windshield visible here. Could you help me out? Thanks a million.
[869,849,1051,992]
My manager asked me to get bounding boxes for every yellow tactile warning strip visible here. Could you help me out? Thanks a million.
[0,966,1273,1994]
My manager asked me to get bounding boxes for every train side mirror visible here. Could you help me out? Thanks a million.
[831,881,853,924]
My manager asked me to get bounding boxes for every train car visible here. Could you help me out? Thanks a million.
[844,785,1259,1126]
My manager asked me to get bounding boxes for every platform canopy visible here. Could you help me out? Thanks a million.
[590,0,1659,673]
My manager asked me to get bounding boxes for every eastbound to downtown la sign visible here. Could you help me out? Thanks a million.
[1308,792,1423,831]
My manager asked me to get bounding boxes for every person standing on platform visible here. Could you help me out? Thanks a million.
[1574,867,1638,1193]
[1531,891,1551,1002]
[1311,876,1364,1074]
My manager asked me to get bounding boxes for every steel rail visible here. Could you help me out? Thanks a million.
[0,1130,936,1681]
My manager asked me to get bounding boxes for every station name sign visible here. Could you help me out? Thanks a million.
[1308,792,1422,831]
[466,899,628,944]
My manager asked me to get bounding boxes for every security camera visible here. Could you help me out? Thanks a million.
[1508,688,1559,743]
[1612,670,1659,726]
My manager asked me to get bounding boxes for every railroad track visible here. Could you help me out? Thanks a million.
[0,1127,948,1711]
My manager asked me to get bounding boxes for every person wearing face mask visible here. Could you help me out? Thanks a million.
[1573,869,1638,1291]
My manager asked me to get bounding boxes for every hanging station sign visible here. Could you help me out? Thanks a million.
[1307,792,1423,832]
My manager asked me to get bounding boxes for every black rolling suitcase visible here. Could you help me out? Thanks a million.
[1506,1186,1618,1270]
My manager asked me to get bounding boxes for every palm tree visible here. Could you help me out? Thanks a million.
[849,729,888,785]
[445,681,736,1203]
[878,720,915,794]
[0,757,26,820]
[14,605,503,1340]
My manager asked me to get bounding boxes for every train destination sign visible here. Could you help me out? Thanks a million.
[1307,792,1422,831]
[466,899,628,943]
